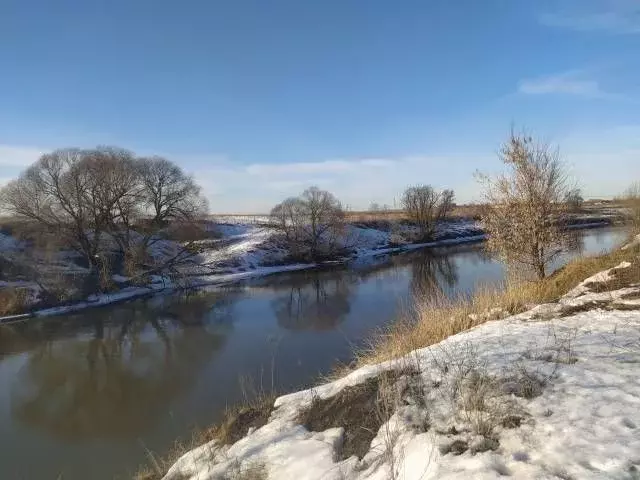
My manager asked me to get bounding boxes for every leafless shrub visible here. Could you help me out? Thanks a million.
[564,188,584,213]
[622,182,640,233]
[270,186,345,261]
[477,129,571,279]
[401,185,455,240]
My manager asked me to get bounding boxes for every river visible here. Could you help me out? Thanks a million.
[0,227,629,479]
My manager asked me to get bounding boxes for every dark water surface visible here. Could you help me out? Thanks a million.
[0,227,629,479]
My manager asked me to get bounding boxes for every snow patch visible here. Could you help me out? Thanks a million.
[564,261,633,299]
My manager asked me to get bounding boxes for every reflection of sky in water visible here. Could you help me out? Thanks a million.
[0,227,629,480]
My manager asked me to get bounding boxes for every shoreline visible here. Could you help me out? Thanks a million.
[0,220,614,324]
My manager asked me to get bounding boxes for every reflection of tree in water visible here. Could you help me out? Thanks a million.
[271,272,354,331]
[410,252,459,299]
[566,229,585,256]
[11,292,235,440]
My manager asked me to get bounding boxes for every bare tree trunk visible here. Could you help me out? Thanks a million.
[536,262,546,280]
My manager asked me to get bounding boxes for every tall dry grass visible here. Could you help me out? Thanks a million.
[360,240,640,365]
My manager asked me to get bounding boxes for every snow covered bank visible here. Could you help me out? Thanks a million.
[185,219,484,276]
[0,218,621,321]
[162,262,640,480]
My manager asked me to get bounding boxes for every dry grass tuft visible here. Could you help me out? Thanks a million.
[223,461,268,480]
[133,439,195,480]
[0,287,28,316]
[208,394,275,447]
[132,394,275,480]
[298,371,402,461]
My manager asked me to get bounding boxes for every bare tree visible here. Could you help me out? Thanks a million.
[564,188,584,213]
[0,147,209,287]
[1,148,110,270]
[138,156,208,230]
[623,182,640,233]
[477,130,569,279]
[84,147,142,261]
[270,187,345,260]
[401,185,455,240]
[270,197,307,249]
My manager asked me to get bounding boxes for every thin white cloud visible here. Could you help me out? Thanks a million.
[540,0,640,34]
[194,155,480,213]
[0,145,45,168]
[244,158,394,176]
[518,71,617,99]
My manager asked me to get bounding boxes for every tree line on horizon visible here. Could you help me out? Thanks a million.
[1,130,639,293]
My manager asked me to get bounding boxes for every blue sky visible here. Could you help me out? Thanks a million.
[1,0,639,212]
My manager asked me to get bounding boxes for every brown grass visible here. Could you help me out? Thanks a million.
[132,394,275,480]
[0,288,28,316]
[208,395,275,446]
[360,241,640,366]
[344,204,484,223]
[298,371,405,461]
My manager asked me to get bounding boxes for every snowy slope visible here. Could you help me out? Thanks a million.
[164,272,640,480]
[188,220,483,276]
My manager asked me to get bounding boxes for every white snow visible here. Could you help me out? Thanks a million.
[187,220,483,277]
[164,277,640,480]
[564,261,632,299]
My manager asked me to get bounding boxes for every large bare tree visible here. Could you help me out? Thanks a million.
[270,186,345,260]
[0,148,123,270]
[0,147,208,282]
[477,131,569,279]
[401,185,455,240]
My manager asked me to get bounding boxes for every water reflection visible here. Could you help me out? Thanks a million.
[265,247,469,329]
[566,229,586,256]
[410,252,458,298]
[270,274,354,331]
[10,293,234,440]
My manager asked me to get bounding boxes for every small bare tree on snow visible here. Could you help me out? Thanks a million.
[270,187,345,260]
[477,130,570,280]
[401,185,455,240]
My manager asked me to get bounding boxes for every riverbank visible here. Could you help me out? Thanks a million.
[0,221,484,322]
[0,215,618,322]
[140,235,640,480]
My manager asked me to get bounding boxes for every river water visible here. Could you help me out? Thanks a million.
[0,227,629,479]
